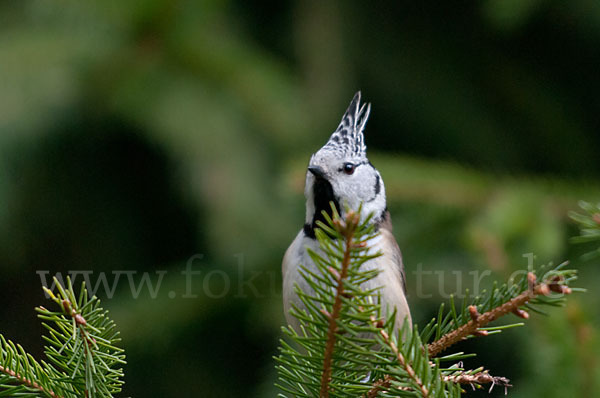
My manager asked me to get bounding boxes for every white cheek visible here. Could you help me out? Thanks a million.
[351,170,371,198]
[304,173,316,224]
[304,173,313,198]
[335,178,361,210]
[362,186,386,220]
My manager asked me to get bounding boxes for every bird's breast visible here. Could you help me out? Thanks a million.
[282,231,411,331]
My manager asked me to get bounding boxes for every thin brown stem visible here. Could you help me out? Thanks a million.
[366,375,393,398]
[367,272,570,396]
[367,317,429,397]
[366,368,512,396]
[0,364,61,398]
[428,272,571,357]
[319,212,359,398]
[444,370,511,393]
[44,292,93,397]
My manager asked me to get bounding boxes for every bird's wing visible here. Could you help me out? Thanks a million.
[282,230,303,276]
[378,210,407,293]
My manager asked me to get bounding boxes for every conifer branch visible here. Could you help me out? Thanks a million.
[320,211,360,397]
[0,362,61,398]
[444,370,511,392]
[370,317,429,397]
[365,363,512,396]
[0,332,69,398]
[38,277,126,397]
[0,277,125,398]
[365,375,393,398]
[276,206,394,397]
[428,272,571,357]
[277,204,582,397]
[570,200,600,260]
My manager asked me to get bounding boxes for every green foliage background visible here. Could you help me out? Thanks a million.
[0,1,599,396]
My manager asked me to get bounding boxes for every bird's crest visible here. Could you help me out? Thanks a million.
[322,91,371,158]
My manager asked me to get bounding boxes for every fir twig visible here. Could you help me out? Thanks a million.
[428,272,571,357]
[365,375,393,398]
[39,277,126,397]
[366,367,511,396]
[0,362,61,398]
[370,317,429,397]
[276,205,391,397]
[569,200,600,260]
[320,210,361,397]
[444,369,511,393]
[0,278,125,398]
[278,204,581,397]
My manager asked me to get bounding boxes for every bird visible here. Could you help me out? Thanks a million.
[282,91,411,335]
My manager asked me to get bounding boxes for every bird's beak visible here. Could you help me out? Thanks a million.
[307,165,326,179]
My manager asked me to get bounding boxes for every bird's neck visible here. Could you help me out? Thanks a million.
[304,177,340,239]
[303,178,387,239]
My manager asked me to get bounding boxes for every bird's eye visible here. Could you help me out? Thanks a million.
[343,163,355,175]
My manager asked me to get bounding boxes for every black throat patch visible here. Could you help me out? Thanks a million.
[303,177,340,239]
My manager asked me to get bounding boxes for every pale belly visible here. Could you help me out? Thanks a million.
[282,232,411,334]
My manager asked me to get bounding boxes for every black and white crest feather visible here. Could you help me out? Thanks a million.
[322,91,371,159]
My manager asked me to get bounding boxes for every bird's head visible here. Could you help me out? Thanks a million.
[304,92,386,232]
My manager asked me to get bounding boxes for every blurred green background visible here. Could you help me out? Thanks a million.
[1,0,600,396]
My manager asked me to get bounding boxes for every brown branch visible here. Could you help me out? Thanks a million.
[42,294,93,397]
[366,367,512,397]
[445,370,511,393]
[366,375,393,398]
[320,211,360,398]
[428,272,571,357]
[64,299,93,398]
[0,288,89,398]
[366,374,412,397]
[367,272,570,396]
[366,317,429,397]
[0,364,61,398]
